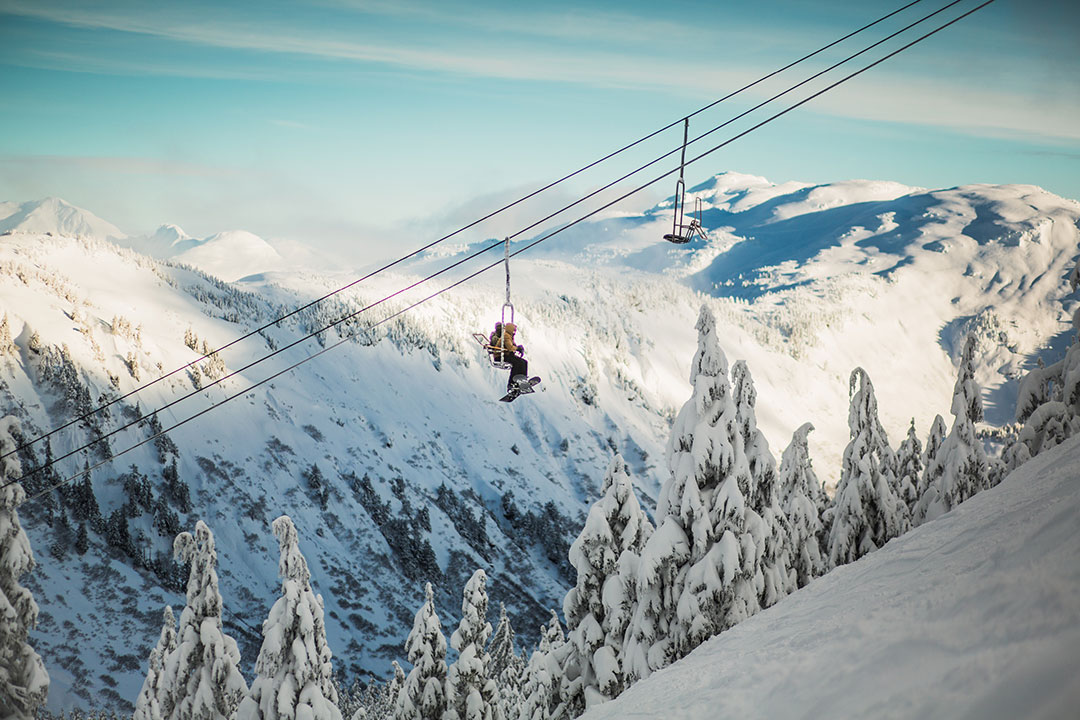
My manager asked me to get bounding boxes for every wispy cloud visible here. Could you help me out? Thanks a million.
[0,0,747,92]
[801,68,1080,143]
[321,0,729,47]
[8,47,282,81]
[4,1,1078,144]
[0,153,238,177]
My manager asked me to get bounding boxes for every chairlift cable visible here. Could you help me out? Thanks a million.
[2,0,931,463]
[492,0,966,249]
[12,0,995,502]
[16,0,960,486]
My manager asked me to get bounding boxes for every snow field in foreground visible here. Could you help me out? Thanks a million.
[582,435,1080,720]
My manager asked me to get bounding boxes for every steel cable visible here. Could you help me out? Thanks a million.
[1,0,929,462]
[14,0,996,502]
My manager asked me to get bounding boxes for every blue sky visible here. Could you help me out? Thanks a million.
[0,0,1077,260]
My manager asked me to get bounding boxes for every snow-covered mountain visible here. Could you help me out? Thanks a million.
[169,230,285,282]
[0,197,126,241]
[528,172,1080,479]
[121,222,285,281]
[1,171,1077,712]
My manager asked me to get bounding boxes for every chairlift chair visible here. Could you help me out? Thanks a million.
[663,118,709,245]
[473,301,515,371]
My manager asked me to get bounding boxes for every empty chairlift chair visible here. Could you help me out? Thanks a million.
[663,118,709,244]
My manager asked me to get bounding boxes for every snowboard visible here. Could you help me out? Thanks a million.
[499,376,541,402]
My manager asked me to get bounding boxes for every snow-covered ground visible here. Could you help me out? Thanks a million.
[583,434,1080,720]
[1,171,1078,711]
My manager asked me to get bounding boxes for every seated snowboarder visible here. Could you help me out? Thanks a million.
[493,322,533,392]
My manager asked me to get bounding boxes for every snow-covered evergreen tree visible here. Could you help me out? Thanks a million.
[386,661,406,718]
[487,606,523,720]
[674,310,763,649]
[343,664,404,720]
[159,521,248,720]
[395,583,447,720]
[620,518,688,683]
[624,304,719,679]
[0,313,15,356]
[732,360,794,607]
[896,419,923,513]
[134,605,178,720]
[237,516,341,720]
[446,569,496,720]
[914,335,991,525]
[828,368,910,567]
[919,414,947,499]
[625,305,761,681]
[488,603,516,685]
[732,360,775,513]
[563,454,652,708]
[496,653,526,720]
[517,614,568,720]
[778,423,826,588]
[0,416,49,719]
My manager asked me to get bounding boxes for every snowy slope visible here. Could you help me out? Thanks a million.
[582,434,1080,720]
[1,172,1078,712]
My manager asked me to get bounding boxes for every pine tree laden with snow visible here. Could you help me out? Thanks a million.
[487,603,516,686]
[627,306,767,680]
[896,419,923,513]
[0,416,49,719]
[564,454,652,708]
[674,310,762,647]
[732,360,795,607]
[446,569,496,720]
[659,306,742,564]
[518,613,569,720]
[134,605,178,720]
[238,515,342,720]
[495,653,526,720]
[732,360,777,514]
[627,305,766,678]
[386,661,406,718]
[0,313,15,356]
[160,521,248,720]
[488,604,522,720]
[919,414,947,500]
[828,369,910,567]
[489,605,527,720]
[395,583,447,720]
[778,423,826,588]
[914,335,991,525]
[621,517,689,683]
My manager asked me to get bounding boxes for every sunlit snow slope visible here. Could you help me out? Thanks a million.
[582,434,1080,720]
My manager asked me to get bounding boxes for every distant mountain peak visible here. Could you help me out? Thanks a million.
[172,228,285,282]
[0,197,127,241]
[151,223,193,247]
